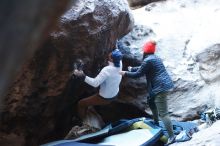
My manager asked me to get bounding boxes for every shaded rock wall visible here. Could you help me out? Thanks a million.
[116,25,155,110]
[0,0,72,146]
[0,0,71,102]
[0,0,134,146]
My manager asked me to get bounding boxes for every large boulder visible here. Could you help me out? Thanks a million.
[169,44,220,121]
[118,0,220,122]
[0,0,71,146]
[117,24,155,110]
[0,0,71,110]
[0,0,134,145]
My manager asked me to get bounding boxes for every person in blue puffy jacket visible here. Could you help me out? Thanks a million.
[120,40,175,144]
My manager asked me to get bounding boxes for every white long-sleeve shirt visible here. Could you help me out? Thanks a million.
[84,61,122,99]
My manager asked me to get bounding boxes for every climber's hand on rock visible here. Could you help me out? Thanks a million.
[73,70,86,81]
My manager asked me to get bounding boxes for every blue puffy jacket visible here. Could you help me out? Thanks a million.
[125,54,174,98]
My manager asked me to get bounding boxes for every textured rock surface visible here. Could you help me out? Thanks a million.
[117,25,155,110]
[0,0,71,101]
[0,0,71,146]
[117,1,220,145]
[127,0,165,8]
[2,0,220,145]
[169,44,220,121]
[119,0,220,121]
[0,0,134,146]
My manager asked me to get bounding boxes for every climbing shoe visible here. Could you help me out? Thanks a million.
[166,135,176,145]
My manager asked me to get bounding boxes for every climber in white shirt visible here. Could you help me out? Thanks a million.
[73,49,123,120]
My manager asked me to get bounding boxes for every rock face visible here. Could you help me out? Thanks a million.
[0,0,71,146]
[0,0,71,101]
[117,24,155,110]
[52,0,134,76]
[169,44,220,121]
[118,0,220,122]
[0,0,134,146]
[196,44,220,84]
[127,0,165,8]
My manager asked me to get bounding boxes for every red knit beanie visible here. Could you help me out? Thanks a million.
[143,41,156,54]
